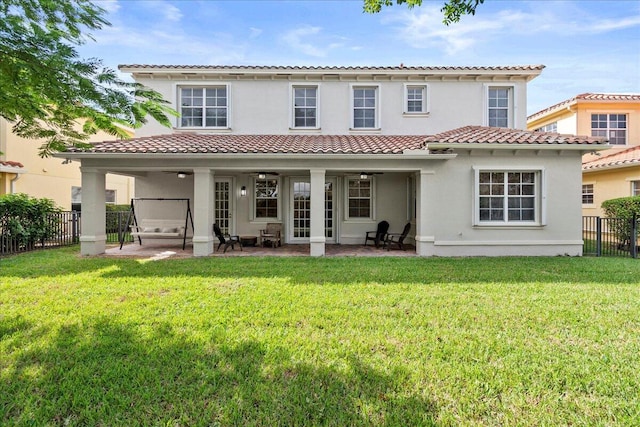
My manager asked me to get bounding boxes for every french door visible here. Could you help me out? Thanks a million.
[290,177,336,243]
[214,178,233,235]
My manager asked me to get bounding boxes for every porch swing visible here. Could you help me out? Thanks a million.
[120,198,194,250]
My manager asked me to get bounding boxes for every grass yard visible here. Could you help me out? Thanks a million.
[1,248,639,426]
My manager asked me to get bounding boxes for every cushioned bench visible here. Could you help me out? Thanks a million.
[130,220,189,248]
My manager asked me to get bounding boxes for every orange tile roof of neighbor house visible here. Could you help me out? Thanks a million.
[528,93,640,121]
[0,161,24,168]
[583,145,640,171]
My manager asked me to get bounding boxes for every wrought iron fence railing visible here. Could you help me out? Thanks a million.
[1,211,81,257]
[106,211,134,244]
[583,215,639,258]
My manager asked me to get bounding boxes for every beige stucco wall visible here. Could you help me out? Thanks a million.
[0,118,134,209]
[131,76,530,137]
[582,166,640,217]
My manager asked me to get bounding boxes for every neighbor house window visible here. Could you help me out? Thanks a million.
[254,178,279,219]
[632,181,640,196]
[71,187,116,211]
[535,122,557,132]
[476,170,540,224]
[352,86,378,129]
[179,86,228,128]
[346,178,373,219]
[292,86,318,128]
[404,84,427,114]
[582,184,594,205]
[487,86,512,128]
[591,114,627,145]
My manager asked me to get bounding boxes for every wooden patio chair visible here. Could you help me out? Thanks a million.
[260,223,282,248]
[213,223,242,253]
[364,220,389,248]
[384,222,411,251]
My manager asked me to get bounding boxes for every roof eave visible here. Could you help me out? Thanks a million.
[426,142,610,151]
[56,152,457,160]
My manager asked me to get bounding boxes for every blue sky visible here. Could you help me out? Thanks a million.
[83,0,640,116]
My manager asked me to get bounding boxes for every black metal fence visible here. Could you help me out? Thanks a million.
[106,211,134,244]
[1,211,80,257]
[583,216,639,258]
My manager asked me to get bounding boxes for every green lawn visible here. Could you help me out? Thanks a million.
[1,248,639,426]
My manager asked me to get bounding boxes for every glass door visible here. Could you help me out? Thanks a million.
[289,178,335,242]
[214,178,233,234]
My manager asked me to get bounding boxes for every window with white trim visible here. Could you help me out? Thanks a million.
[535,122,557,133]
[582,184,594,205]
[591,114,627,145]
[477,171,539,224]
[487,87,512,128]
[254,178,279,219]
[179,86,228,128]
[352,86,378,129]
[632,180,640,197]
[404,84,427,114]
[292,86,318,128]
[346,178,373,219]
[71,187,116,210]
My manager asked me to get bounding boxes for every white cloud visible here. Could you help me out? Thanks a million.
[280,25,348,58]
[94,0,120,14]
[163,4,183,22]
[249,27,263,38]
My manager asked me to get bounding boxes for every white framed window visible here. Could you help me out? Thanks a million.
[71,187,117,207]
[535,122,557,133]
[582,184,594,205]
[485,85,514,128]
[345,177,374,220]
[591,114,627,145]
[404,84,428,114]
[254,177,279,220]
[351,85,379,129]
[632,180,640,197]
[179,85,228,128]
[474,169,544,225]
[292,85,318,128]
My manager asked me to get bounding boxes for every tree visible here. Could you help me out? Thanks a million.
[0,0,177,157]
[363,0,485,24]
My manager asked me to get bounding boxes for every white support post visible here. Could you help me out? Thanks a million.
[193,169,214,256]
[415,170,436,257]
[309,168,326,257]
[79,167,107,255]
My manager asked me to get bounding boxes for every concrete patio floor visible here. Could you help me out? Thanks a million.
[106,242,417,259]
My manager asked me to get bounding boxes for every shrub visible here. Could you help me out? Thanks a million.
[601,196,640,247]
[0,193,61,248]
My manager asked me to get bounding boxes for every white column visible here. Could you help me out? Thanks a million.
[192,169,214,256]
[309,168,326,257]
[415,170,436,257]
[79,167,106,255]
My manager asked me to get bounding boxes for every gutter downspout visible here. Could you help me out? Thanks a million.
[10,172,21,194]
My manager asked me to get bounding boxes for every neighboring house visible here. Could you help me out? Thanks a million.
[0,117,134,209]
[527,93,640,217]
[60,65,607,257]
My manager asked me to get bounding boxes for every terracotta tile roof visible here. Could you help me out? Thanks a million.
[528,93,640,121]
[582,145,640,170]
[425,126,606,146]
[0,160,24,168]
[119,64,545,73]
[67,134,428,155]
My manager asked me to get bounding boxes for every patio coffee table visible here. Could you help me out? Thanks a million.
[240,235,258,247]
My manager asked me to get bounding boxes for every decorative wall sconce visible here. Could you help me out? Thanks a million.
[240,185,247,197]
[258,172,266,179]
[360,172,368,180]
[177,172,187,179]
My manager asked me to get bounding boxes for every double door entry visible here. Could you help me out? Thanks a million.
[290,178,336,243]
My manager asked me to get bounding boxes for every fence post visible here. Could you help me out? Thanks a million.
[632,214,638,259]
[72,211,78,243]
[596,217,602,257]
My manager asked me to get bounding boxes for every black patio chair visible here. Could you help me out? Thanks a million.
[384,222,411,251]
[213,223,242,253]
[364,220,389,248]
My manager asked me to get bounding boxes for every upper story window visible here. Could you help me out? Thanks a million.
[179,86,228,128]
[535,122,557,133]
[475,170,542,225]
[352,86,378,129]
[582,184,594,205]
[487,87,512,128]
[591,114,627,145]
[404,84,428,114]
[292,86,318,128]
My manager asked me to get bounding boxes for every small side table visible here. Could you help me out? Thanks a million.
[240,235,258,247]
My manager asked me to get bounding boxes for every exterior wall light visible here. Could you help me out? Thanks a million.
[258,172,266,179]
[177,172,187,179]
[240,185,247,197]
[360,172,368,180]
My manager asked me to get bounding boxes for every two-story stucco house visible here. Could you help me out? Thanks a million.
[527,93,640,217]
[60,65,607,257]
